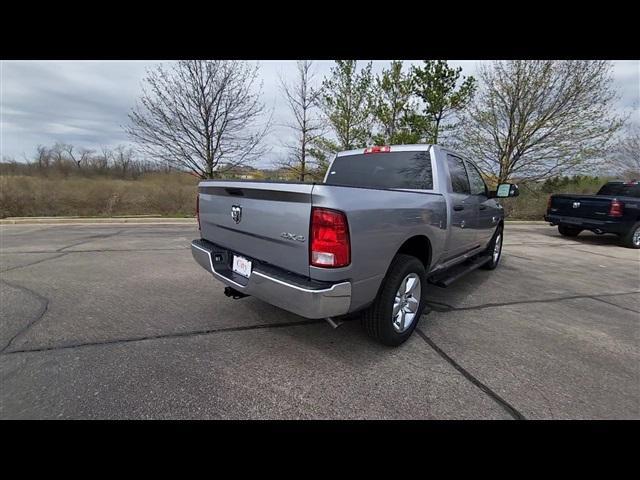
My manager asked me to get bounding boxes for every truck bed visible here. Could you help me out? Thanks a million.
[197,180,448,312]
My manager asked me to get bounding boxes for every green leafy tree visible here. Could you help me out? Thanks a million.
[307,137,339,181]
[320,60,374,150]
[372,61,424,145]
[412,60,477,144]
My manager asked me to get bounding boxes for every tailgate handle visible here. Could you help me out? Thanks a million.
[225,188,244,196]
[453,204,465,211]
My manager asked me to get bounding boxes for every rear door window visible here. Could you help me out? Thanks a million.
[325,151,433,190]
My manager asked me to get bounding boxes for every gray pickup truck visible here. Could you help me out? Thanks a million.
[192,144,519,345]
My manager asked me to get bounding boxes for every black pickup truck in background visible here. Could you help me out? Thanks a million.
[544,180,640,248]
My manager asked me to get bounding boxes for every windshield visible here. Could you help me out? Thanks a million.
[325,151,433,190]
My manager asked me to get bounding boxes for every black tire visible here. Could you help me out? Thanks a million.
[558,225,582,237]
[621,221,640,249]
[481,225,503,270]
[361,254,428,347]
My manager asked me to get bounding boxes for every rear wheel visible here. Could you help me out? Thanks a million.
[621,222,640,249]
[361,254,428,347]
[558,225,582,237]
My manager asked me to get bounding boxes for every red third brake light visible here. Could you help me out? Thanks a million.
[310,208,350,268]
[364,145,391,154]
[609,199,624,217]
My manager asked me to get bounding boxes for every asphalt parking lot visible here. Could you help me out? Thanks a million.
[1,222,638,419]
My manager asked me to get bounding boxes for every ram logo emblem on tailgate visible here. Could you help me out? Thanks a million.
[281,232,306,242]
[572,201,580,209]
[231,205,242,223]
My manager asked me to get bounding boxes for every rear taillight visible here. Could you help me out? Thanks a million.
[609,199,624,217]
[547,196,553,210]
[310,207,350,268]
[196,194,201,230]
[364,145,391,154]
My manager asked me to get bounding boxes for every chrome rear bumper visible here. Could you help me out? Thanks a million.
[191,239,351,319]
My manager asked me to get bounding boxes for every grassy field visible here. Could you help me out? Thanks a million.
[0,169,608,220]
[0,172,198,218]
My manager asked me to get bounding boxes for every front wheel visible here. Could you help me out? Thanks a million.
[481,225,503,270]
[621,222,640,249]
[361,254,428,347]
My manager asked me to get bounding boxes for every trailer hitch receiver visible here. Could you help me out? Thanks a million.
[224,286,250,299]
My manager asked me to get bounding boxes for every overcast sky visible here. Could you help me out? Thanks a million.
[1,60,638,167]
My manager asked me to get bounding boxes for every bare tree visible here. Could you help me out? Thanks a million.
[125,60,271,179]
[50,143,66,166]
[90,146,112,172]
[609,124,640,179]
[35,145,52,170]
[278,61,326,181]
[49,143,70,176]
[456,61,624,183]
[112,145,135,178]
[63,144,93,170]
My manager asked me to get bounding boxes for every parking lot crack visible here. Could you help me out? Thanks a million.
[0,279,50,353]
[415,328,526,420]
[1,318,326,355]
[590,296,640,314]
[426,291,640,313]
[0,252,70,273]
[56,229,126,252]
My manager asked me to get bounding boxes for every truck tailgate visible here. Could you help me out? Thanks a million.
[550,194,612,219]
[198,181,313,277]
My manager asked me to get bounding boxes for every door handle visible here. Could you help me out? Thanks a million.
[453,205,464,211]
[479,205,487,210]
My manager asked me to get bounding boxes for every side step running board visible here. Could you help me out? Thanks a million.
[428,255,492,288]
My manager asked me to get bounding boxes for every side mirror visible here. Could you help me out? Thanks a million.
[491,183,520,198]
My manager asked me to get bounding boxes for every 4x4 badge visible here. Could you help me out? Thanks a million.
[280,232,305,242]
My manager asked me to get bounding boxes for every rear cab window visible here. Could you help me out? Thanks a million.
[325,151,433,190]
[597,182,640,197]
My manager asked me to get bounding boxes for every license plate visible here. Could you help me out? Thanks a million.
[232,255,252,278]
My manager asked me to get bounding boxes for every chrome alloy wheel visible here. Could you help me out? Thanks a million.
[392,273,421,333]
[493,233,502,263]
[633,227,640,247]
